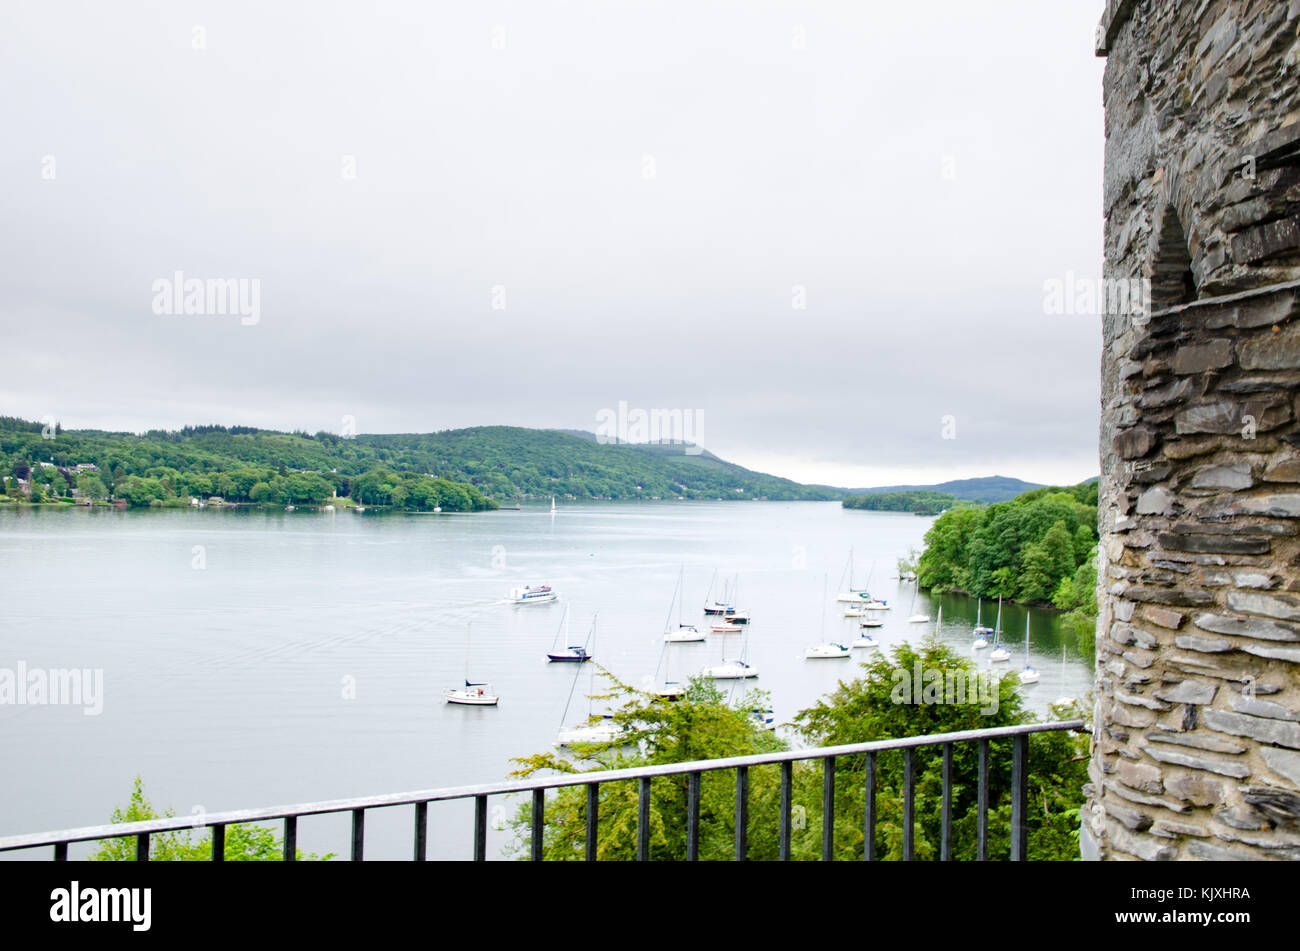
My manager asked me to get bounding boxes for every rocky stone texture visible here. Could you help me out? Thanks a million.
[1092,0,1300,861]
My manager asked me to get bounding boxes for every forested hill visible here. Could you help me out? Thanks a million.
[845,476,1045,504]
[0,420,838,502]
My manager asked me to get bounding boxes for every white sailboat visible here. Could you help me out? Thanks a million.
[989,597,1012,662]
[807,574,853,658]
[651,636,686,699]
[835,550,890,607]
[805,642,853,658]
[972,597,993,650]
[664,564,706,642]
[1019,612,1040,684]
[1054,642,1073,707]
[557,619,624,747]
[550,495,556,515]
[703,614,758,679]
[445,623,500,706]
[906,585,930,624]
[859,617,884,629]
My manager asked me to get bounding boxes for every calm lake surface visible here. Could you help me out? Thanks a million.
[0,501,1095,859]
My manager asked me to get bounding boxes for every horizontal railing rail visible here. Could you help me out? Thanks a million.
[0,719,1085,861]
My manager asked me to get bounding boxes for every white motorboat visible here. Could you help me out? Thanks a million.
[509,584,557,605]
[724,610,751,624]
[805,642,853,659]
[710,622,743,633]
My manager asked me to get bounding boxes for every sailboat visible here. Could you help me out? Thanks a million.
[702,615,758,679]
[807,575,853,658]
[546,606,592,662]
[651,637,686,700]
[906,585,930,624]
[989,597,1012,662]
[702,570,734,615]
[835,550,889,607]
[664,565,706,642]
[444,623,499,706]
[550,495,556,515]
[1054,642,1073,707]
[1019,612,1040,684]
[556,620,623,747]
[972,597,993,650]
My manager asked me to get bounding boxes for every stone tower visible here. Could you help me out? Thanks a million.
[1089,0,1300,860]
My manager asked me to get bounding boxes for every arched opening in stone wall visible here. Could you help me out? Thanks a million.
[1148,204,1198,309]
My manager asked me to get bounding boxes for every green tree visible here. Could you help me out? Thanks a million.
[89,777,333,861]
[509,674,784,860]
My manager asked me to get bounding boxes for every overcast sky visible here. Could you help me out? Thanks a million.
[0,1,1107,488]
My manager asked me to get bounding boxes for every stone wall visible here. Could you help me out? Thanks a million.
[1090,1,1300,860]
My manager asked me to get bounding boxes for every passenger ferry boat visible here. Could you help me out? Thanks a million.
[508,584,558,604]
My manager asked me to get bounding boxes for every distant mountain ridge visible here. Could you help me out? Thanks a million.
[844,476,1046,504]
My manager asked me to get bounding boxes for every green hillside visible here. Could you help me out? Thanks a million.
[0,419,837,505]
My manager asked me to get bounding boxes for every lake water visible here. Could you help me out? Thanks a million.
[0,501,1095,859]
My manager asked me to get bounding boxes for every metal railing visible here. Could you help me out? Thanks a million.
[0,720,1085,861]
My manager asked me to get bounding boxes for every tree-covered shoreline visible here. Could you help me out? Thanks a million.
[843,490,978,516]
[0,418,837,508]
[913,480,1100,652]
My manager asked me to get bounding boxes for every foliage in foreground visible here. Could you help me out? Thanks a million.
[89,777,333,861]
[508,644,1089,861]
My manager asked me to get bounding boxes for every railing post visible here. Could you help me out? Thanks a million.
[637,777,651,861]
[413,802,427,862]
[902,748,914,862]
[863,752,876,862]
[531,789,545,861]
[473,795,487,862]
[822,755,836,862]
[586,783,599,861]
[211,824,225,862]
[977,738,989,861]
[941,743,953,861]
[734,766,748,861]
[1011,733,1028,861]
[779,760,793,862]
[283,816,297,862]
[136,833,149,862]
[53,842,68,862]
[686,772,701,862]
[351,809,364,862]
